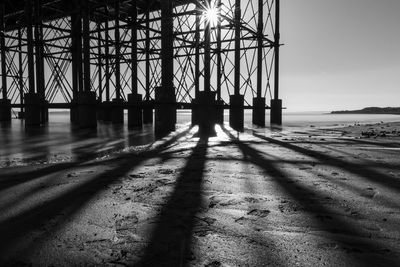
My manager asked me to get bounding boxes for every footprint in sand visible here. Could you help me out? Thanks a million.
[158,169,175,175]
[193,217,217,237]
[205,261,222,267]
[361,187,378,199]
[115,214,139,240]
[247,209,271,218]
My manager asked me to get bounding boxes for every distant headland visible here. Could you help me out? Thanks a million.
[331,107,400,115]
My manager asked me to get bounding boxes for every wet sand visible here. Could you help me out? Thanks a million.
[0,122,400,266]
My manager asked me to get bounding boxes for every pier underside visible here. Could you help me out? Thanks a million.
[0,0,282,133]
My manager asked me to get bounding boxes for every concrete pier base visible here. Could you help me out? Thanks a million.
[252,97,266,127]
[97,101,112,122]
[70,98,78,123]
[111,99,124,124]
[128,93,143,128]
[270,99,282,125]
[41,100,49,123]
[155,86,176,136]
[77,92,97,128]
[191,98,200,126]
[25,93,42,127]
[215,100,224,125]
[0,99,11,122]
[194,91,217,135]
[229,94,244,131]
[143,101,153,124]
[96,100,104,121]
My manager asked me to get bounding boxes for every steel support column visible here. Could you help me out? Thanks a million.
[196,0,217,134]
[230,0,244,131]
[34,0,48,123]
[26,0,35,95]
[128,0,143,128]
[216,0,222,101]
[105,7,110,102]
[234,0,241,97]
[191,1,201,125]
[77,0,97,128]
[215,0,224,124]
[143,8,152,123]
[0,2,11,122]
[18,28,24,118]
[70,0,82,123]
[82,0,91,94]
[156,0,175,135]
[253,0,266,126]
[114,1,121,101]
[97,22,102,102]
[0,2,7,100]
[131,1,138,96]
[25,0,42,126]
[204,6,211,93]
[111,0,124,124]
[34,0,44,99]
[270,0,282,125]
[195,1,200,98]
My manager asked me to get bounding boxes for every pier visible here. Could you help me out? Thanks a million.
[0,0,282,133]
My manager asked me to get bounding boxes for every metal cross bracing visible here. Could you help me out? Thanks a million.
[0,0,280,117]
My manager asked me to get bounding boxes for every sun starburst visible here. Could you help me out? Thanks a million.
[200,0,220,27]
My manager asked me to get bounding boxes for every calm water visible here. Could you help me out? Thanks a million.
[1,110,399,167]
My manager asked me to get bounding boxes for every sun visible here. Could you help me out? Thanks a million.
[201,1,220,27]
[204,6,219,26]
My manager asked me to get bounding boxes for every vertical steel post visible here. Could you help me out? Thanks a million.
[26,0,35,94]
[0,2,7,99]
[145,9,150,102]
[71,2,81,98]
[234,0,241,96]
[97,22,102,102]
[128,0,142,127]
[270,0,282,125]
[156,0,175,133]
[195,1,200,97]
[114,0,121,100]
[77,0,97,128]
[161,0,173,91]
[274,0,280,100]
[105,7,110,101]
[257,0,263,99]
[253,0,266,126]
[216,0,222,101]
[82,0,91,93]
[142,7,153,124]
[18,28,24,114]
[204,1,211,93]
[131,0,137,95]
[230,0,244,131]
[34,0,45,99]
[25,0,42,126]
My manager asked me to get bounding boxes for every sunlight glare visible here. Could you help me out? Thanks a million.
[204,6,219,27]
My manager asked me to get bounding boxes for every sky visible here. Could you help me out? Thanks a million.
[280,0,400,111]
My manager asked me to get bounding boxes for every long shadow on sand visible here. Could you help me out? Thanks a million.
[0,127,193,261]
[222,127,398,266]
[252,132,400,193]
[136,133,209,266]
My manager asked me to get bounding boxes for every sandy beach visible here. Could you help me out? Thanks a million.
[0,121,400,266]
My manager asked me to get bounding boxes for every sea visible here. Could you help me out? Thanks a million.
[1,110,399,166]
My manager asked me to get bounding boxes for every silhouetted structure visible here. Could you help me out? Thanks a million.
[0,0,282,133]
